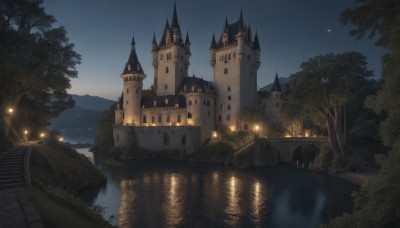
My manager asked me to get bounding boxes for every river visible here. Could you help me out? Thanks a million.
[76,148,358,227]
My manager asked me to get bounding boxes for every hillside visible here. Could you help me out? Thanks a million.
[50,94,115,144]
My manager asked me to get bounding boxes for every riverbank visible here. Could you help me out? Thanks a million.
[27,139,111,227]
[334,171,376,185]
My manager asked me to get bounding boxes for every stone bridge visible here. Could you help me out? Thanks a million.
[259,137,329,163]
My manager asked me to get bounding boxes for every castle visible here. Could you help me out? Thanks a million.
[113,4,276,154]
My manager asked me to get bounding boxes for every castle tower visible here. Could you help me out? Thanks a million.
[210,10,261,130]
[120,35,146,126]
[153,3,191,96]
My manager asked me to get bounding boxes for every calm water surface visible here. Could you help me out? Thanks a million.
[78,148,358,227]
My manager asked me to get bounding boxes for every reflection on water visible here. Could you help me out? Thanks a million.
[119,180,136,228]
[224,176,242,226]
[78,155,358,228]
[164,175,183,226]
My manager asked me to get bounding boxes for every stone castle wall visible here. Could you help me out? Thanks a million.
[113,125,201,154]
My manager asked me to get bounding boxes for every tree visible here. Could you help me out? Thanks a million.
[286,52,372,162]
[341,0,400,147]
[0,0,80,148]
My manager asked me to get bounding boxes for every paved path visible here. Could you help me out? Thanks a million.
[0,147,44,228]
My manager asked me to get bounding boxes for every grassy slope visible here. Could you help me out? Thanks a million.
[28,139,110,227]
[30,139,106,190]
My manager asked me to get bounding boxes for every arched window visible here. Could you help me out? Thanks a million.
[207,100,210,106]
[143,116,147,123]
[182,135,186,145]
[188,100,192,105]
[126,88,129,94]
[166,66,169,73]
[228,105,231,110]
[163,133,169,146]
[187,112,192,118]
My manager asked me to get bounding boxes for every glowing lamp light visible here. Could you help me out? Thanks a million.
[230,126,236,132]
[8,108,13,114]
[212,131,218,139]
[24,130,28,135]
[285,134,292,138]
[40,133,46,138]
[255,125,259,131]
[58,137,64,142]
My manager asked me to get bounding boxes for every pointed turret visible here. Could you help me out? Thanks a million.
[238,8,244,31]
[210,33,217,50]
[271,73,281,92]
[253,31,260,50]
[185,31,190,45]
[131,35,136,46]
[122,34,144,74]
[152,32,158,51]
[171,1,180,31]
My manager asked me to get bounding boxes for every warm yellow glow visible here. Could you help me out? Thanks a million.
[305,130,310,137]
[255,125,259,131]
[176,123,180,126]
[230,126,236,132]
[40,133,46,138]
[187,119,193,126]
[285,134,292,138]
[212,131,218,139]
[58,137,64,142]
[152,123,156,126]
[24,130,28,135]
[8,108,13,114]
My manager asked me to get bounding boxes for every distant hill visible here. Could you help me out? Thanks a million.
[71,94,115,112]
[260,77,290,92]
[50,94,115,144]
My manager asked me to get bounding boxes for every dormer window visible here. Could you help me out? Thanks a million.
[154,100,157,107]
[165,98,169,104]
[127,64,131,71]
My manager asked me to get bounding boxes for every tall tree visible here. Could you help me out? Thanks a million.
[0,0,80,148]
[325,1,400,226]
[285,52,372,163]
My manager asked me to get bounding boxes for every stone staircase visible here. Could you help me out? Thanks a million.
[0,148,26,190]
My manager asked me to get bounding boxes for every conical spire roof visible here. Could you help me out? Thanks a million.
[271,73,281,92]
[185,31,190,44]
[253,31,260,50]
[210,33,217,49]
[122,34,144,75]
[171,2,180,31]
[152,32,157,44]
[238,8,244,31]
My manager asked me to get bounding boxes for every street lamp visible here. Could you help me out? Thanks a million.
[8,108,13,114]
[40,133,46,138]
[24,130,29,141]
[255,124,259,139]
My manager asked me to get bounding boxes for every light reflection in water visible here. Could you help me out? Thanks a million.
[164,174,183,226]
[253,180,266,227]
[225,176,241,226]
[119,180,136,228]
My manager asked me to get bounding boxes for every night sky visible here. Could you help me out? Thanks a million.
[43,0,385,100]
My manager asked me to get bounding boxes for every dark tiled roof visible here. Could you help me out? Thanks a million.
[171,2,180,32]
[141,95,186,109]
[178,76,216,95]
[212,11,259,50]
[253,32,260,50]
[157,4,185,50]
[185,31,190,45]
[210,33,217,49]
[271,73,282,92]
[122,35,144,75]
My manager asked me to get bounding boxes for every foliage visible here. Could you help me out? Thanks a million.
[91,104,116,157]
[312,144,333,172]
[30,139,106,191]
[285,52,373,161]
[0,0,81,148]
[325,141,400,227]
[27,187,112,228]
[325,1,400,226]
